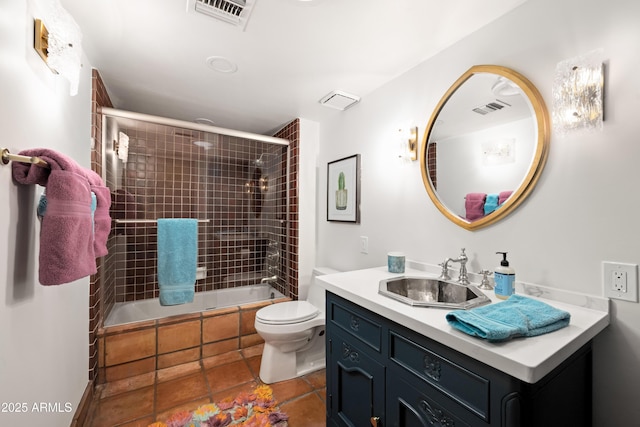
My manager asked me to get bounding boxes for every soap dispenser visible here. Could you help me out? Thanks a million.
[494,252,515,300]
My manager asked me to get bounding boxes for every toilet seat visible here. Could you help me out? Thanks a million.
[256,301,319,325]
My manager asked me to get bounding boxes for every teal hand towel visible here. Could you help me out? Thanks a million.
[446,295,570,342]
[157,219,197,306]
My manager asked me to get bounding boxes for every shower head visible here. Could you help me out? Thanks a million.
[254,153,268,167]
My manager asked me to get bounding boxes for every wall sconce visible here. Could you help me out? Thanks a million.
[552,50,604,134]
[397,126,419,161]
[33,0,83,96]
[259,176,269,192]
[116,132,130,162]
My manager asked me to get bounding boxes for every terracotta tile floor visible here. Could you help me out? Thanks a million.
[85,344,326,427]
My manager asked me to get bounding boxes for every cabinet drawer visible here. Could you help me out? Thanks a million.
[387,376,472,427]
[389,331,490,421]
[328,295,382,352]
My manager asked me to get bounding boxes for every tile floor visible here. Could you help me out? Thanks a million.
[85,344,326,426]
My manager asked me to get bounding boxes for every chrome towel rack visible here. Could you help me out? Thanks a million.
[1,148,49,168]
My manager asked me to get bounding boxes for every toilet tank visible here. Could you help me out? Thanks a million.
[307,267,340,310]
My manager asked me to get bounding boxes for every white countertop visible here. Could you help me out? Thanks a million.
[316,264,610,383]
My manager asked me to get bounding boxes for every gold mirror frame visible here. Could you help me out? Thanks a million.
[419,65,550,230]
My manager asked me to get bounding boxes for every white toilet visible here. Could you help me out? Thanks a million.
[254,267,339,384]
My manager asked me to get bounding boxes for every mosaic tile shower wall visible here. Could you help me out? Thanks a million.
[104,116,289,305]
[89,70,113,383]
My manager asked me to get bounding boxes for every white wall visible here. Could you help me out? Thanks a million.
[297,118,320,299]
[0,0,93,425]
[316,0,640,425]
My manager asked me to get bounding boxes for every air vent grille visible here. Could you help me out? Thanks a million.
[319,90,361,111]
[472,100,510,115]
[187,0,255,30]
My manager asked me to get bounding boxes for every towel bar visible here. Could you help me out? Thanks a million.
[114,219,210,224]
[1,148,49,168]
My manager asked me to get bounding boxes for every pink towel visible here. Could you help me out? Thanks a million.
[465,193,487,220]
[498,191,513,205]
[12,149,111,285]
[86,179,111,257]
[39,170,96,285]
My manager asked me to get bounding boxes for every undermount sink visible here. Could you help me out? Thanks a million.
[378,276,491,310]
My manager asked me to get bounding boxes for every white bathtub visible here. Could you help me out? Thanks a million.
[104,285,285,327]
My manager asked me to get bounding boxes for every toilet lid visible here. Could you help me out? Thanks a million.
[256,301,320,324]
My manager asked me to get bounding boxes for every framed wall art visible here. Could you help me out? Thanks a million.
[327,154,360,223]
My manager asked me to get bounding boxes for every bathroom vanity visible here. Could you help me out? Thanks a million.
[318,266,609,427]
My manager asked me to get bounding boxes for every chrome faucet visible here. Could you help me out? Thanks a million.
[260,275,278,284]
[440,248,470,285]
[438,259,453,281]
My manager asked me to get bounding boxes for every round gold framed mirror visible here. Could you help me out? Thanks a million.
[419,65,550,230]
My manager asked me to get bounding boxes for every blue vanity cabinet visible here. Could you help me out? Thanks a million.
[326,292,592,427]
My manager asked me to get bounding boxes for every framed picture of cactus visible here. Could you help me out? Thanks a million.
[327,154,360,223]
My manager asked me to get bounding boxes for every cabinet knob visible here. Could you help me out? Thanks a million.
[370,416,380,426]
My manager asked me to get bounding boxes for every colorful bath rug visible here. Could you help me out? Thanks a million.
[148,385,288,427]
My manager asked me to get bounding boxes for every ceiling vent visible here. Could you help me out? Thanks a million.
[186,0,256,31]
[319,90,361,111]
[472,99,510,115]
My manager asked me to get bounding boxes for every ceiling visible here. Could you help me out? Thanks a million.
[60,0,527,135]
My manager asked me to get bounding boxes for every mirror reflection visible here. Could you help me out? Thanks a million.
[420,65,550,230]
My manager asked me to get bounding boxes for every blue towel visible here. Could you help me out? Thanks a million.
[446,295,570,342]
[157,218,197,306]
[484,193,499,215]
[90,192,97,234]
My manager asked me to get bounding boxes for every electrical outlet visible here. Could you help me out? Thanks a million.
[603,261,638,302]
[612,271,627,292]
[359,236,368,254]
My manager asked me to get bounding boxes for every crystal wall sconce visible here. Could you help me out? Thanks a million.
[481,138,516,166]
[116,132,130,163]
[33,0,83,96]
[552,50,604,134]
[398,126,419,161]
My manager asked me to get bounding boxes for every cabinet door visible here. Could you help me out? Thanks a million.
[327,332,386,427]
[387,377,473,427]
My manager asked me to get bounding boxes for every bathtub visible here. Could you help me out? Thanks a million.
[104,284,285,327]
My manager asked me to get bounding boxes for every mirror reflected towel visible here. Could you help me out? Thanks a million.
[498,190,513,205]
[484,193,499,215]
[465,193,486,220]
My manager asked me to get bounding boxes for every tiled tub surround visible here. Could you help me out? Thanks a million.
[97,297,290,384]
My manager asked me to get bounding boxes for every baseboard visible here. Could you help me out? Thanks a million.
[70,380,94,427]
